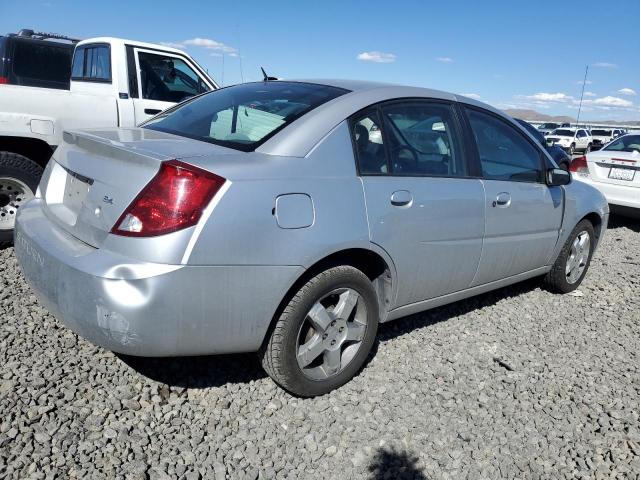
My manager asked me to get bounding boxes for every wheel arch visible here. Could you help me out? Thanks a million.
[581,211,604,243]
[0,136,54,169]
[260,247,395,350]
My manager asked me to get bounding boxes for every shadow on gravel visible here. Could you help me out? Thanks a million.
[368,446,428,480]
[378,277,541,344]
[608,212,640,233]
[116,352,267,389]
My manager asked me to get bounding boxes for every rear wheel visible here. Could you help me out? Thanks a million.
[543,219,595,293]
[585,143,591,153]
[260,266,379,397]
[0,152,42,247]
[568,144,575,156]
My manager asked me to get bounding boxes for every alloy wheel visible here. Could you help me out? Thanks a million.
[296,288,368,380]
[566,231,590,284]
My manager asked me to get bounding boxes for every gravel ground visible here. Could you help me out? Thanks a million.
[1,215,639,480]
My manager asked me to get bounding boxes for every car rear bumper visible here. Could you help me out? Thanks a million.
[573,175,640,209]
[14,199,303,357]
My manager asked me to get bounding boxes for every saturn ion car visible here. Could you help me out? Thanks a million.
[15,80,609,396]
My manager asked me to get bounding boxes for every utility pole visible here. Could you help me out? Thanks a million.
[576,65,589,128]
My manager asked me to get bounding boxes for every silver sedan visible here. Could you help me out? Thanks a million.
[15,80,609,396]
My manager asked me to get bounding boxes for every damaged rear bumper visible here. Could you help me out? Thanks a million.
[14,199,303,356]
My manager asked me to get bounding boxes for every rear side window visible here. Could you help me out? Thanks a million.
[352,109,388,174]
[466,108,543,183]
[144,82,348,152]
[10,40,73,89]
[138,51,209,102]
[72,44,111,82]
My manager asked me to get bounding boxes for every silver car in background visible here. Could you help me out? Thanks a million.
[15,80,609,396]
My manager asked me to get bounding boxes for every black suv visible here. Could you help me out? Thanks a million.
[0,29,78,90]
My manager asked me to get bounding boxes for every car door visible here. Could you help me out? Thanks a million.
[463,107,563,286]
[353,101,485,307]
[577,130,589,150]
[129,47,214,124]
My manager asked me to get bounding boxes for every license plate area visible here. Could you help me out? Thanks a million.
[608,167,636,181]
[63,169,93,212]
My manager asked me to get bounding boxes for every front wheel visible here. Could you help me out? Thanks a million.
[585,143,591,153]
[0,152,43,247]
[543,219,595,293]
[568,144,575,156]
[260,266,379,397]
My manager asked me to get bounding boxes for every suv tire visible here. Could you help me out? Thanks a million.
[0,152,43,246]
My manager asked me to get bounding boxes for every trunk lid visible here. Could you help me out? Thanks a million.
[585,150,640,188]
[40,127,240,247]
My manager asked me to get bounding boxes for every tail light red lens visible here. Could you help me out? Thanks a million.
[569,156,589,175]
[0,77,9,84]
[112,160,226,237]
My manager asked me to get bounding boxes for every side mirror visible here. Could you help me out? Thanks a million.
[547,168,571,186]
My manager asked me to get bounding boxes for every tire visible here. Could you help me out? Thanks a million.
[543,219,595,293]
[568,144,575,156]
[0,152,43,247]
[585,143,591,154]
[260,266,379,397]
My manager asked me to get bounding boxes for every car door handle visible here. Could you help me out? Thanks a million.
[493,192,511,208]
[144,108,162,115]
[390,190,413,207]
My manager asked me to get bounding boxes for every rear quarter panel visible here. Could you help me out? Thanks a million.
[186,121,373,267]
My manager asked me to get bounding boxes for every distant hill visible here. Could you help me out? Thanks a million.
[503,108,640,126]
[503,109,575,123]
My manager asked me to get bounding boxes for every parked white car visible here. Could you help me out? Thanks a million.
[546,128,592,156]
[571,133,640,211]
[590,128,624,150]
[0,36,218,244]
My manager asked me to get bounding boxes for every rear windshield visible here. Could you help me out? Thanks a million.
[539,123,558,129]
[12,40,73,89]
[603,135,640,153]
[551,129,574,136]
[144,81,349,151]
[591,129,612,136]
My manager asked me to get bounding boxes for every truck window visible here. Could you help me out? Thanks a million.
[72,44,111,82]
[138,51,209,103]
[11,40,73,89]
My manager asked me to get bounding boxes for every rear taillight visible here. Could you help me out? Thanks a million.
[0,77,9,84]
[569,156,589,176]
[111,160,225,237]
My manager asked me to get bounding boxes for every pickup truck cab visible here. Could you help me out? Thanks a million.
[0,35,217,244]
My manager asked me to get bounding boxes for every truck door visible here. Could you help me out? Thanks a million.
[127,47,215,124]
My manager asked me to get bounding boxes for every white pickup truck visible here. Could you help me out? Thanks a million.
[0,35,217,244]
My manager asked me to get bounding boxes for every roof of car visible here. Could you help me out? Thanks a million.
[257,78,519,157]
[289,78,396,92]
[76,37,188,56]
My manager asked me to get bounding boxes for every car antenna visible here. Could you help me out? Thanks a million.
[261,67,278,82]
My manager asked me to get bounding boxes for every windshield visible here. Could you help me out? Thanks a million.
[591,129,612,136]
[603,135,640,153]
[144,81,349,151]
[551,129,574,137]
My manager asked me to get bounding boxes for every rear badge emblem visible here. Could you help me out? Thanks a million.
[103,195,114,205]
